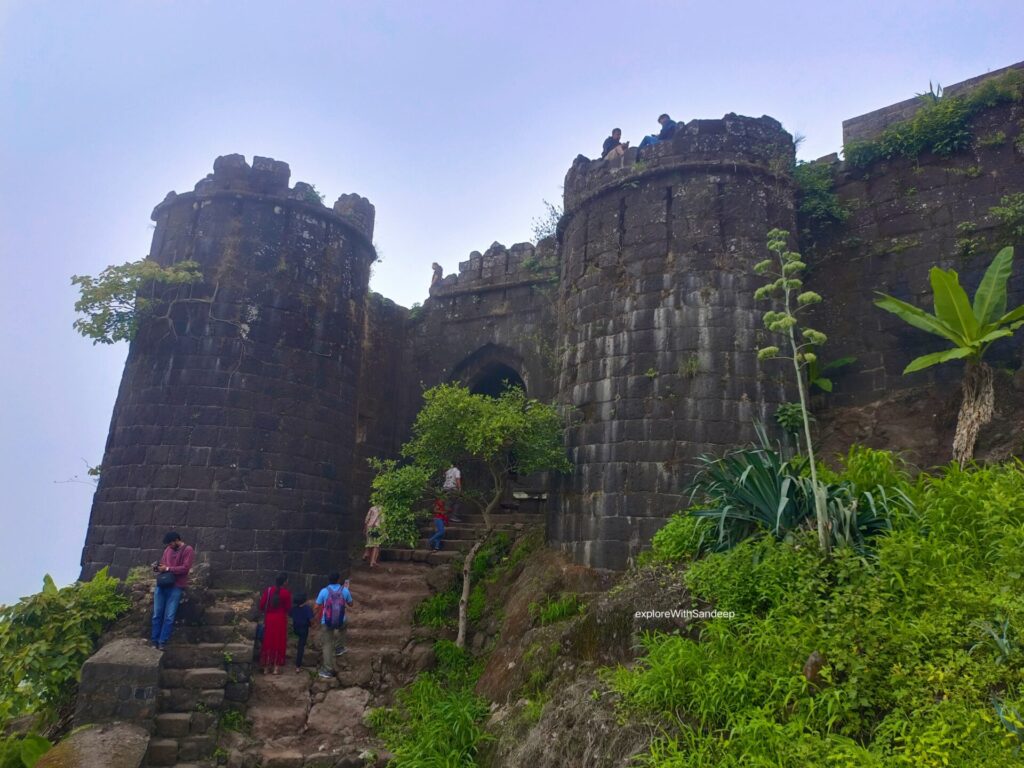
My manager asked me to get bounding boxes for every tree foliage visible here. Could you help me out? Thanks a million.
[368,459,433,548]
[875,246,1021,464]
[401,383,570,521]
[0,569,130,728]
[71,258,203,344]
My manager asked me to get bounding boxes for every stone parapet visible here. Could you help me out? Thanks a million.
[429,239,559,298]
[153,154,376,245]
[842,59,1024,145]
[563,114,794,213]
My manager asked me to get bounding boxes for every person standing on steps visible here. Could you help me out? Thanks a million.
[363,504,384,568]
[443,464,463,523]
[316,572,348,678]
[333,578,355,656]
[151,531,194,651]
[289,592,314,674]
[429,496,449,551]
[258,573,292,675]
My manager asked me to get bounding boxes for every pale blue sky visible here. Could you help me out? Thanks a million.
[1,0,1021,604]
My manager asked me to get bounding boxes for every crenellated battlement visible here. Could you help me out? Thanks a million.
[152,154,376,243]
[563,113,794,213]
[429,238,559,298]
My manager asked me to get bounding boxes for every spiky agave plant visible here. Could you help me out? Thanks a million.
[875,246,1022,466]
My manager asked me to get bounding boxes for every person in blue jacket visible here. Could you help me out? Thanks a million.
[639,114,678,151]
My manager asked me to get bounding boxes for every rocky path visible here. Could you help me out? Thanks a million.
[230,560,446,767]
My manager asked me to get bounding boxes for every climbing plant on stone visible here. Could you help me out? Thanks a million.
[754,229,830,553]
[875,246,1022,466]
[71,257,203,344]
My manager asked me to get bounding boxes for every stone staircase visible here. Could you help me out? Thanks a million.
[232,560,444,767]
[381,496,547,563]
[145,592,257,767]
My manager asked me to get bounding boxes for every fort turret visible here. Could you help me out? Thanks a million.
[553,114,797,568]
[80,155,376,589]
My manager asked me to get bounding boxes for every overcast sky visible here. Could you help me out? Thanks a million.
[1,0,1021,605]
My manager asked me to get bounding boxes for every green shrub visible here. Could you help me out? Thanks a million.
[648,514,715,563]
[0,735,51,768]
[413,589,458,628]
[990,191,1024,244]
[844,70,1024,169]
[366,641,488,766]
[0,569,131,726]
[613,460,1024,767]
[528,594,584,626]
[793,161,849,242]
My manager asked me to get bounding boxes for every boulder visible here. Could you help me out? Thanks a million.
[36,723,149,768]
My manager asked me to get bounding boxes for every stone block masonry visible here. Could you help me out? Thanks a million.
[554,114,798,569]
[79,60,1024,581]
[80,154,377,591]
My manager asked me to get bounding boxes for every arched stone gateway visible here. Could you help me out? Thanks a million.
[450,344,528,397]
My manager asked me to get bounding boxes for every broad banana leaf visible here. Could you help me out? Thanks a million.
[904,346,973,374]
[930,267,978,340]
[974,246,1014,327]
[874,294,965,345]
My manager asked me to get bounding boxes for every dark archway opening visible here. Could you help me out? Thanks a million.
[468,363,526,398]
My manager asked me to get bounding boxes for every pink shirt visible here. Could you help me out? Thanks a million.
[160,544,195,588]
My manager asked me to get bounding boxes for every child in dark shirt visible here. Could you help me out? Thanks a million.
[289,593,315,673]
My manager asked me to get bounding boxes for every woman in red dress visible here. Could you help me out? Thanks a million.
[259,573,292,674]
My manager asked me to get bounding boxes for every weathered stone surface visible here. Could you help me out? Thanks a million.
[154,712,191,737]
[249,704,309,739]
[144,737,178,767]
[305,687,370,736]
[183,667,228,689]
[36,723,150,768]
[75,639,161,727]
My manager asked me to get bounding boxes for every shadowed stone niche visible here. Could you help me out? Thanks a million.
[553,114,797,569]
[79,155,376,590]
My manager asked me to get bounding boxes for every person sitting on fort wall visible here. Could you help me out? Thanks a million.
[638,113,678,152]
[602,128,629,168]
[431,262,444,287]
[150,531,194,651]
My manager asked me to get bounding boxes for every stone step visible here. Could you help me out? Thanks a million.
[162,642,253,669]
[347,607,415,629]
[145,737,179,767]
[352,587,431,607]
[158,686,225,713]
[344,626,411,646]
[380,548,459,564]
[199,606,236,626]
[416,537,477,552]
[248,703,309,739]
[179,622,255,644]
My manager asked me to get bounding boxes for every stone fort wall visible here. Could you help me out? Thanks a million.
[80,155,377,591]
[81,62,1024,583]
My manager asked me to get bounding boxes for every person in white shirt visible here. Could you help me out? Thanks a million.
[442,465,463,522]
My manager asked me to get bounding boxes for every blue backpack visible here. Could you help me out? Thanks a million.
[323,587,346,629]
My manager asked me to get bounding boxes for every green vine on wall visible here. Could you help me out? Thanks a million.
[843,70,1024,169]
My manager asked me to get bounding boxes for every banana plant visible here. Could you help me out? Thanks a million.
[875,246,1022,466]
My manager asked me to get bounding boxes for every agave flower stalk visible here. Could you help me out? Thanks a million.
[755,229,830,553]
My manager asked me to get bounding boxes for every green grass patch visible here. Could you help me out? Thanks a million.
[611,460,1024,766]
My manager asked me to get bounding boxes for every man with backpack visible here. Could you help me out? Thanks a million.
[315,572,349,678]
